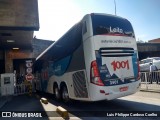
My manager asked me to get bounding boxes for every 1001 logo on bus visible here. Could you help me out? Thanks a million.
[111,60,129,71]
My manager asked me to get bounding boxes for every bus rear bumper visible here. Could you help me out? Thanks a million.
[89,80,141,101]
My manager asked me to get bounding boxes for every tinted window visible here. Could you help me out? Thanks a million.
[146,59,152,63]
[91,14,135,37]
[4,77,10,84]
[143,60,147,64]
[153,57,160,60]
[38,22,82,62]
[140,60,144,64]
[82,21,87,34]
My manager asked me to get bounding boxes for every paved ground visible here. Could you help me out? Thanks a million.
[0,94,66,120]
[134,90,160,99]
[0,96,12,109]
[0,90,160,120]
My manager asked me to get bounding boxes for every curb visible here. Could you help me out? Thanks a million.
[40,98,48,104]
[56,106,69,119]
[140,89,160,93]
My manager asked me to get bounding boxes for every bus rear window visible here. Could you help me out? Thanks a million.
[91,14,135,38]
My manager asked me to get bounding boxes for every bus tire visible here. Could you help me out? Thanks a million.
[54,86,61,100]
[61,85,70,103]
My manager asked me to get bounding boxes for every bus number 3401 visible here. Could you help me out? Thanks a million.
[111,60,129,71]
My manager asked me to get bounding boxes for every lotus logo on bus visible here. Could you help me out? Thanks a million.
[110,26,123,34]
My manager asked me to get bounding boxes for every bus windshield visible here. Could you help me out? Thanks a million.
[91,14,135,37]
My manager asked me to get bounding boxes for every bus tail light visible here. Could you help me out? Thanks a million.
[90,60,104,86]
[137,59,141,80]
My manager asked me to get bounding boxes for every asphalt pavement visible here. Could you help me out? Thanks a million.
[0,90,160,117]
[1,89,159,110]
[0,96,12,109]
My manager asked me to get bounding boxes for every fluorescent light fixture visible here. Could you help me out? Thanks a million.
[7,40,15,42]
[12,48,19,50]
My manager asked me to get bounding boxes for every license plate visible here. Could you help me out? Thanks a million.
[119,86,128,92]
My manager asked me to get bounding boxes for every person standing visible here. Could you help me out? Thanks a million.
[149,62,157,84]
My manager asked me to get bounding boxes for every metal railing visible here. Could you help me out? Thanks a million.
[140,71,160,91]
[14,83,32,96]
[14,84,29,95]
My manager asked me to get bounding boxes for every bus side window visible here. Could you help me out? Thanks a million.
[82,21,87,34]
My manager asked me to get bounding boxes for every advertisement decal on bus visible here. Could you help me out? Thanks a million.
[96,49,138,86]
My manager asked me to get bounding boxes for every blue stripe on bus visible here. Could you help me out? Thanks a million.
[132,52,138,80]
[51,55,72,76]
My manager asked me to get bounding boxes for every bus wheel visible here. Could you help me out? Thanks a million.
[54,87,61,100]
[62,86,70,103]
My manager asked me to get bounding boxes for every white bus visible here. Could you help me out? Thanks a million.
[34,13,141,102]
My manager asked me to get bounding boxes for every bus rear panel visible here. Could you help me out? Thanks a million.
[84,14,140,101]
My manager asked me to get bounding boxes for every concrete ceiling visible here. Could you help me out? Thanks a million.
[0,0,39,50]
[0,30,33,50]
